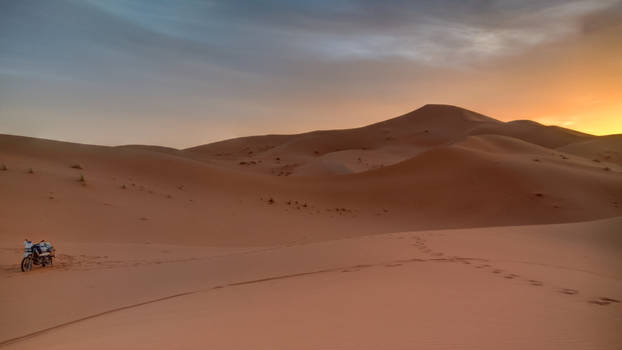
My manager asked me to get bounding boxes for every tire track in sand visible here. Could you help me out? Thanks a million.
[0,257,425,347]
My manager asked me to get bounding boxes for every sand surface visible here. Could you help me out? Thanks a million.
[1,104,621,349]
[1,218,621,349]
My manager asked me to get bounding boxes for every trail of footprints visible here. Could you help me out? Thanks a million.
[408,234,620,307]
[9,234,619,308]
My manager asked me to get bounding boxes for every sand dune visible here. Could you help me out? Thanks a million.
[1,105,620,245]
[1,130,621,245]
[1,104,621,349]
[175,105,611,177]
[557,134,622,165]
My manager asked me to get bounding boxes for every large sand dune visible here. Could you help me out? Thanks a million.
[1,104,621,349]
[1,105,621,244]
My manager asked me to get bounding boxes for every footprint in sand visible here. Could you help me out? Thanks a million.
[492,269,503,274]
[475,264,491,269]
[560,288,579,295]
[503,273,519,279]
[385,263,403,267]
[588,297,620,306]
[528,280,543,286]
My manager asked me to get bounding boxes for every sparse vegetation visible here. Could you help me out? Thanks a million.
[78,174,86,184]
[70,164,83,169]
[534,193,544,197]
[121,184,127,189]
[268,198,275,204]
[28,168,34,174]
[0,163,7,171]
[604,167,611,171]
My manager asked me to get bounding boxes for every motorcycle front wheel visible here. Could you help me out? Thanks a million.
[21,257,33,272]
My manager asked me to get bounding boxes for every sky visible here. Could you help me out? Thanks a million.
[1,0,621,148]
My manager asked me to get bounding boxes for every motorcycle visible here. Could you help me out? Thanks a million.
[21,240,55,272]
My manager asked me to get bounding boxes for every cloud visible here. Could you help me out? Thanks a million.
[1,0,621,147]
[76,0,621,68]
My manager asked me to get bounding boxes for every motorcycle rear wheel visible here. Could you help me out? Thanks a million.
[21,257,33,272]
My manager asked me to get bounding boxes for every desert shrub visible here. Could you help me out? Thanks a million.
[0,164,7,171]
[70,164,83,169]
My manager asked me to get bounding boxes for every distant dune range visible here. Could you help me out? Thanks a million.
[1,104,621,245]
